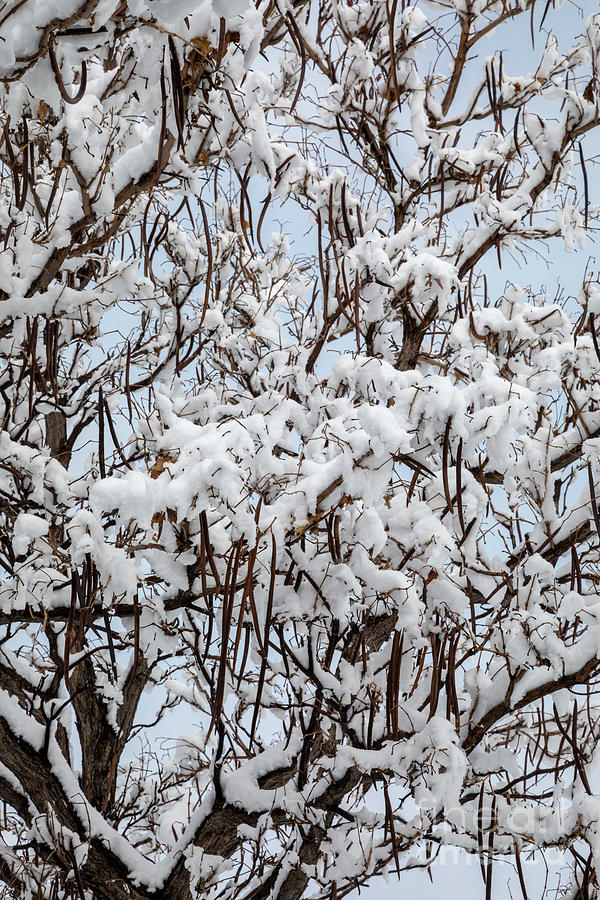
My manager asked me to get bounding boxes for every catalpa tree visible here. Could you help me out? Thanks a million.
[0,0,600,898]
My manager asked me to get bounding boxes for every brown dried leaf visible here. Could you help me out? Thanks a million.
[191,36,212,56]
[149,455,176,479]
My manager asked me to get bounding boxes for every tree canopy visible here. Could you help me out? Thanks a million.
[1,0,600,897]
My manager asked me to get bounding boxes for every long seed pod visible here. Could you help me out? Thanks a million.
[249,533,277,747]
[64,573,78,690]
[48,40,87,104]
[442,417,454,512]
[456,437,465,533]
[168,35,185,151]
[514,843,529,900]
[155,48,170,180]
[386,629,404,738]
[579,141,589,230]
[588,462,600,538]
[485,794,497,900]
[98,386,106,479]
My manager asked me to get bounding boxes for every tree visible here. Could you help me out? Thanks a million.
[1,0,600,897]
